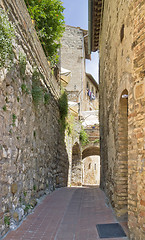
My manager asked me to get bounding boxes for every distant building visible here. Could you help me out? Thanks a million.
[61,25,99,119]
[83,73,99,112]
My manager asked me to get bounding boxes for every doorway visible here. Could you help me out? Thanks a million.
[117,89,128,218]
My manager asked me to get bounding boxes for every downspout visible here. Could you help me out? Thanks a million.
[88,0,92,55]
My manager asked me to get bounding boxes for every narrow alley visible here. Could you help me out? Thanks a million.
[0,0,145,239]
[3,187,128,240]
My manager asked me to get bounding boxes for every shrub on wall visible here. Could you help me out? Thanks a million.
[0,8,15,69]
[58,91,68,120]
[24,0,65,65]
[31,68,51,106]
[80,128,89,146]
[32,68,44,106]
[58,91,68,132]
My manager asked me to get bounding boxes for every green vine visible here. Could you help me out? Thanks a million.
[80,128,89,146]
[58,91,68,132]
[58,91,68,119]
[31,68,50,107]
[19,53,27,79]
[33,184,36,191]
[0,8,15,69]
[44,92,50,105]
[2,105,7,111]
[66,115,75,136]
[21,84,30,94]
[12,114,17,127]
[4,216,10,226]
[24,204,33,214]
[32,69,43,106]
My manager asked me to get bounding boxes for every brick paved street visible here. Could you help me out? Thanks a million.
[3,187,128,240]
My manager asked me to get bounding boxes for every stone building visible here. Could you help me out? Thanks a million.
[0,0,68,237]
[88,0,145,239]
[61,25,99,115]
[83,73,99,111]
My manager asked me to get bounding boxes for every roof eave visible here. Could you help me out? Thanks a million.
[88,0,103,54]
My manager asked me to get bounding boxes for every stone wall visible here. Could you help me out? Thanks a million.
[83,156,100,185]
[0,0,68,237]
[99,0,145,239]
[71,142,82,186]
[65,120,81,187]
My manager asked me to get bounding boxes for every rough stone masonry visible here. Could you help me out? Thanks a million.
[0,0,68,237]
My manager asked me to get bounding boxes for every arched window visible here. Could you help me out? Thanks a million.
[94,164,96,170]
[96,90,98,97]
[88,163,91,169]
[87,82,89,89]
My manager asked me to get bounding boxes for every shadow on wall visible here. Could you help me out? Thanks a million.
[71,142,82,186]
[82,146,100,159]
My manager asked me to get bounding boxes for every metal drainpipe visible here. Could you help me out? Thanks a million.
[88,0,92,55]
[81,31,85,116]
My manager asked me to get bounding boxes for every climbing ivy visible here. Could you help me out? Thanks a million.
[32,69,43,106]
[31,68,50,106]
[19,53,27,79]
[58,91,68,132]
[24,0,65,65]
[0,8,15,69]
[80,128,89,146]
[66,115,75,136]
[58,91,68,120]
[4,216,10,226]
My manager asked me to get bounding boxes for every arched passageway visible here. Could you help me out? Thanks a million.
[71,142,82,186]
[82,155,100,186]
[82,146,100,159]
[116,89,128,218]
[82,145,100,186]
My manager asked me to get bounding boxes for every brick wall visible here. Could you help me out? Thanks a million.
[99,0,145,239]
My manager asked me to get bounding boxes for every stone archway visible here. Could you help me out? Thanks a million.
[82,145,100,186]
[71,142,82,186]
[116,89,128,218]
[82,146,100,159]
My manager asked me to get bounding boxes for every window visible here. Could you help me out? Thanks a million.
[87,82,89,89]
[96,90,98,97]
[120,24,124,42]
[88,163,91,169]
[94,164,96,170]
[92,87,94,93]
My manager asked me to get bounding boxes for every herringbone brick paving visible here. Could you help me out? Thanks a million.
[3,187,129,240]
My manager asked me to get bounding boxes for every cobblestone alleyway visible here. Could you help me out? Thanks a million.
[3,187,128,240]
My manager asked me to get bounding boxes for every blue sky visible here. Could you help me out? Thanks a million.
[62,0,88,29]
[62,0,99,82]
